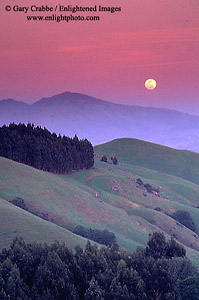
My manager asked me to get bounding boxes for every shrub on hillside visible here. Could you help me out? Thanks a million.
[100,155,108,163]
[154,207,162,212]
[136,179,160,194]
[144,183,153,193]
[111,156,118,165]
[136,178,143,186]
[171,210,195,232]
[9,197,28,211]
[73,225,119,249]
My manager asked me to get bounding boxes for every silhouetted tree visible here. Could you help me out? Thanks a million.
[100,155,108,163]
[111,156,118,165]
[136,178,143,186]
[171,210,195,232]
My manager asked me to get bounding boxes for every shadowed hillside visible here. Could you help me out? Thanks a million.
[0,197,91,250]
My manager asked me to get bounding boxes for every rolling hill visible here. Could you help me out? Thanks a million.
[1,138,199,266]
[0,197,90,250]
[1,92,199,151]
[94,138,199,185]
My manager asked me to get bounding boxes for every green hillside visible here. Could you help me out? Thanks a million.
[95,138,199,184]
[0,157,147,252]
[0,198,90,250]
[1,138,199,266]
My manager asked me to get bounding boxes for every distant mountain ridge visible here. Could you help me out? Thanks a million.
[1,91,199,151]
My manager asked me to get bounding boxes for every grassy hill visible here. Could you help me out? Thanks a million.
[1,138,199,266]
[94,138,199,184]
[0,197,90,250]
[0,156,147,252]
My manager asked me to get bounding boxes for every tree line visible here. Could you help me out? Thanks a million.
[0,123,94,173]
[0,232,198,299]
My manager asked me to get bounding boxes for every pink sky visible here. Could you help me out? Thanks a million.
[0,0,199,113]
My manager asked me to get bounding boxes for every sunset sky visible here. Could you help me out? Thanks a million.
[1,0,199,113]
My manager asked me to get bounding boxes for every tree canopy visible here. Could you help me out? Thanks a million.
[0,123,94,173]
[0,232,196,299]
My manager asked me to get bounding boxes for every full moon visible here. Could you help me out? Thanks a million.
[145,79,157,90]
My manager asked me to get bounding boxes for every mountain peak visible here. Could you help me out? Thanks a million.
[33,91,108,107]
[1,92,199,151]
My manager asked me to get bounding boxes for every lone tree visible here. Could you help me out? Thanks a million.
[111,156,118,165]
[100,155,108,163]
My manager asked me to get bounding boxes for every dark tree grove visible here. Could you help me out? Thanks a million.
[0,232,197,299]
[171,210,196,232]
[0,123,94,173]
[73,226,119,250]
